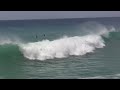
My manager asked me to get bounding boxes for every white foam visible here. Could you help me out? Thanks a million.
[0,22,115,61]
[79,76,106,79]
[79,73,120,79]
[19,23,115,61]
[19,22,116,61]
[19,34,105,60]
[0,37,22,45]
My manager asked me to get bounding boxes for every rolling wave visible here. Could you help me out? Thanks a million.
[0,22,117,61]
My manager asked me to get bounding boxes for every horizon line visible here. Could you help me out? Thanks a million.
[0,16,119,21]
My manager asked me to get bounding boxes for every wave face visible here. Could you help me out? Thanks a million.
[18,22,115,60]
[0,22,116,61]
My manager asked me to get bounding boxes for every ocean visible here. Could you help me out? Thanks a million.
[0,17,120,79]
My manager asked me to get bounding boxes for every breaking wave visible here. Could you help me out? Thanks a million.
[19,22,115,60]
[0,22,116,61]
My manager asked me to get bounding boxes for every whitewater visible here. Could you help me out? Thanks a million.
[0,22,116,61]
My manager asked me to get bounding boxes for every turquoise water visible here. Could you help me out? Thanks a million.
[0,18,120,79]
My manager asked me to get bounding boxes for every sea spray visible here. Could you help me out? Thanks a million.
[19,35,106,60]
[0,22,116,61]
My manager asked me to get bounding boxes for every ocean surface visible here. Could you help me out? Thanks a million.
[0,17,120,79]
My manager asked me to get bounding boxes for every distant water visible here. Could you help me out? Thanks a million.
[0,17,120,79]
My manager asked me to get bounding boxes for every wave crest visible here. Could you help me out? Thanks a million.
[19,35,105,60]
[0,22,116,61]
[19,22,115,61]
